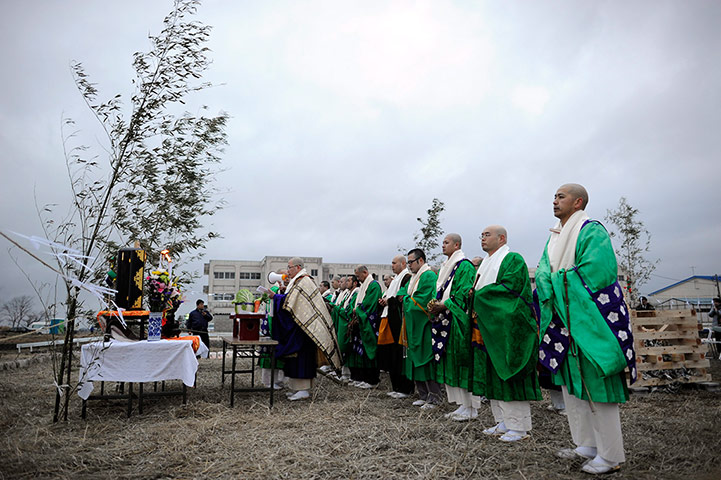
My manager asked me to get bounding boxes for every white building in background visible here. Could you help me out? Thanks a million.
[203,256,632,332]
[648,275,721,310]
[203,256,393,329]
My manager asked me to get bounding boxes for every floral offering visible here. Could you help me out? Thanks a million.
[146,269,183,313]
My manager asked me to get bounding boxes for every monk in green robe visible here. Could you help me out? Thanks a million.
[348,265,382,388]
[329,278,349,350]
[402,248,441,409]
[331,276,358,382]
[328,277,343,304]
[319,281,333,303]
[536,184,633,475]
[472,225,541,442]
[427,233,478,421]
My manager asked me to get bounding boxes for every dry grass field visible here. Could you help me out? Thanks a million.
[1,345,720,480]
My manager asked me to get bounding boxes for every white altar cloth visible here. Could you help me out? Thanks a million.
[78,339,199,400]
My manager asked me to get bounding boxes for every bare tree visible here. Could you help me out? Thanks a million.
[1,295,36,328]
[605,197,658,305]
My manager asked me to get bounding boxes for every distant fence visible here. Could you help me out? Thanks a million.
[16,336,99,353]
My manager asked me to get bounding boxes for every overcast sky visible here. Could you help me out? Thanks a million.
[1,0,720,316]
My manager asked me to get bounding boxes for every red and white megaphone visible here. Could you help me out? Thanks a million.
[268,271,288,285]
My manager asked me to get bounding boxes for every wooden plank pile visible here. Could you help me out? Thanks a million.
[630,309,712,387]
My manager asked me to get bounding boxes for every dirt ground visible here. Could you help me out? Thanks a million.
[0,346,719,480]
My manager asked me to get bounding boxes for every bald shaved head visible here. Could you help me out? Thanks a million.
[446,233,462,246]
[355,264,369,282]
[442,233,462,257]
[480,225,507,256]
[391,255,407,274]
[487,225,507,239]
[554,184,589,225]
[559,183,589,209]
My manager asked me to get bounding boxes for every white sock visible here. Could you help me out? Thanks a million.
[576,446,598,458]
[549,389,565,409]
[589,455,617,467]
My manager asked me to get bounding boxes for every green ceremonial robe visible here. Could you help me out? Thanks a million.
[354,281,382,361]
[402,269,438,382]
[536,221,629,403]
[330,292,346,344]
[347,282,381,368]
[470,344,488,397]
[472,252,541,401]
[333,291,357,357]
[434,260,476,389]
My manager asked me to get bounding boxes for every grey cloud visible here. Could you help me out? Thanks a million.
[1,1,720,314]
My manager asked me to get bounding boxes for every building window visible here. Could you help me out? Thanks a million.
[214,271,235,279]
[238,272,261,280]
[212,293,237,302]
[311,269,318,276]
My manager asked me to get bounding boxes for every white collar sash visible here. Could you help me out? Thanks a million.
[343,287,359,308]
[475,245,510,290]
[547,210,590,272]
[285,268,308,293]
[408,263,431,296]
[436,249,466,302]
[381,269,410,317]
[356,275,376,307]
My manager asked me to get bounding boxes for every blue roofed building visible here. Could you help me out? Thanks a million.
[648,275,721,314]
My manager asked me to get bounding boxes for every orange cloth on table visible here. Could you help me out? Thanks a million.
[165,335,201,352]
[97,310,150,318]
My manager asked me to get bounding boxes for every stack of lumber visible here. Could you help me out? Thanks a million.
[630,309,711,387]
